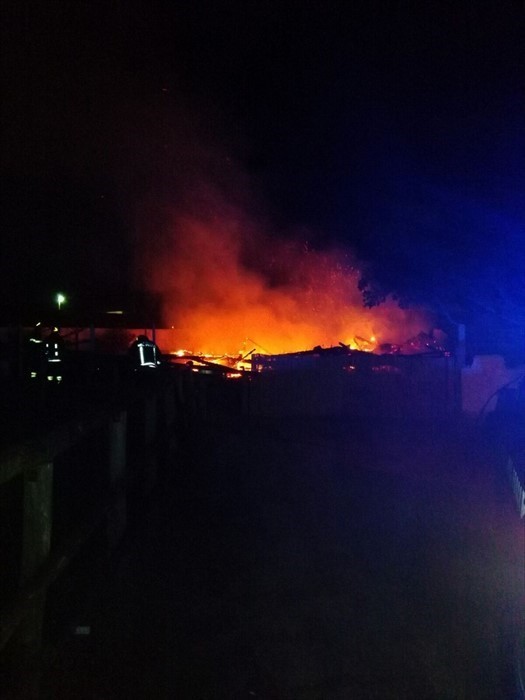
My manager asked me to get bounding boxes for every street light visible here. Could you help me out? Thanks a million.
[56,293,66,311]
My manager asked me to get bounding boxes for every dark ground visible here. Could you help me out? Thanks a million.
[40,414,524,699]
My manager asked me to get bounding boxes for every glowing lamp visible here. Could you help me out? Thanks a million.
[56,293,66,310]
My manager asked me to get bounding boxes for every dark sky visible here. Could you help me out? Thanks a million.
[1,1,524,317]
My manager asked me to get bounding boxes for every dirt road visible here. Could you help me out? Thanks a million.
[42,415,524,699]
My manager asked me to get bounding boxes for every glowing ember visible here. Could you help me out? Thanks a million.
[346,336,377,352]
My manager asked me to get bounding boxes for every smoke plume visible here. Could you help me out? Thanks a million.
[138,183,432,355]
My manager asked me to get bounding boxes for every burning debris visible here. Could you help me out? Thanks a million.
[340,330,449,356]
[167,327,450,377]
[168,349,254,377]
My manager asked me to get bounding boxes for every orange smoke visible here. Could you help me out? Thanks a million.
[142,195,433,356]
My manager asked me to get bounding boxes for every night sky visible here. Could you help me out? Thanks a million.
[2,1,524,343]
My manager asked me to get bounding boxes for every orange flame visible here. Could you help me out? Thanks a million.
[141,198,433,356]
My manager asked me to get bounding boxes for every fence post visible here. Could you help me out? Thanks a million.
[143,396,158,496]
[20,462,53,583]
[108,411,128,551]
[11,461,54,698]
[164,385,178,455]
[456,323,466,414]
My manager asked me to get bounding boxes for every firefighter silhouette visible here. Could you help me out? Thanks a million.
[28,322,45,379]
[128,334,162,371]
[43,327,66,382]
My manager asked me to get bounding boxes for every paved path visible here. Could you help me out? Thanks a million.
[42,416,524,699]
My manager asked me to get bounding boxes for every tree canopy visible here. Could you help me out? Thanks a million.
[357,185,525,362]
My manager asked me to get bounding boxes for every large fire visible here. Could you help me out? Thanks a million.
[141,197,435,360]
